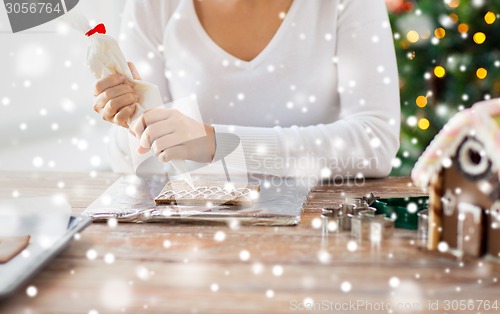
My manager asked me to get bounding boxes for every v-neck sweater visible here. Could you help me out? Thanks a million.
[111,0,401,178]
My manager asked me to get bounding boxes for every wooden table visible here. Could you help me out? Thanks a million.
[1,172,499,314]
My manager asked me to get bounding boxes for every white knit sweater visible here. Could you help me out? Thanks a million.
[109,0,401,178]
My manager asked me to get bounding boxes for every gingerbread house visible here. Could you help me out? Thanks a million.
[412,98,500,258]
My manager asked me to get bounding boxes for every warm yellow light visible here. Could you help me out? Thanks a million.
[458,23,469,33]
[407,30,420,43]
[447,0,460,8]
[434,28,446,39]
[434,66,446,78]
[485,11,496,24]
[421,31,431,40]
[477,68,488,79]
[449,14,458,23]
[418,118,430,130]
[416,96,428,108]
[474,32,486,44]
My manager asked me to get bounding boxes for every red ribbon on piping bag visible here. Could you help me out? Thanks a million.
[85,23,107,37]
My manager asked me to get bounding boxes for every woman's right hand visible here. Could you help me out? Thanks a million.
[92,62,141,129]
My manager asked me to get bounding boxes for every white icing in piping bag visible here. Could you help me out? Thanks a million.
[62,12,194,188]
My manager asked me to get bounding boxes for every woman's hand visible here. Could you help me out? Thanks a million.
[131,108,216,164]
[92,62,141,128]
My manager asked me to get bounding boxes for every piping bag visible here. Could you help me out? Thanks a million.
[64,13,194,188]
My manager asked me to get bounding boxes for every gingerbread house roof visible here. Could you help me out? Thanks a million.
[411,98,500,192]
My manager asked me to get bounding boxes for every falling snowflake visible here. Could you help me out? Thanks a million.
[1,97,10,106]
[100,280,132,310]
[437,241,449,252]
[389,276,401,288]
[214,231,226,242]
[32,156,44,168]
[370,137,382,148]
[210,283,219,292]
[266,289,274,298]
[327,221,338,232]
[407,116,418,127]
[340,281,352,293]
[303,298,314,308]
[317,250,331,264]
[347,240,358,252]
[25,286,37,297]
[163,240,172,248]
[107,218,118,228]
[252,263,263,275]
[104,253,115,264]
[272,265,284,277]
[126,185,137,197]
[392,158,402,168]
[228,219,240,230]
[90,156,102,167]
[407,202,418,214]
[320,167,332,178]
[136,266,151,281]
[311,218,322,229]
[239,250,250,261]
[86,249,98,260]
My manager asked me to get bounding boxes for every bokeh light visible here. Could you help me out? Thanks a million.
[484,11,496,24]
[406,31,420,43]
[447,0,460,9]
[476,68,488,79]
[457,23,469,34]
[434,66,446,78]
[416,96,428,108]
[473,32,486,44]
[449,13,459,23]
[434,28,445,39]
[418,118,430,130]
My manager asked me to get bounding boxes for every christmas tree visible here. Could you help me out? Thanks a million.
[387,0,500,175]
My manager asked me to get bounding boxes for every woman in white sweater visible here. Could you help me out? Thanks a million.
[93,0,400,179]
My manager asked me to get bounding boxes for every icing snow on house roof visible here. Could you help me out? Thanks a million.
[411,98,500,192]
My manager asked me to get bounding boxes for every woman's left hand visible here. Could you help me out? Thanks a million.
[131,108,216,163]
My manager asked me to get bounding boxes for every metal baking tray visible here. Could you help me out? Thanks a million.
[84,175,310,226]
[0,215,92,299]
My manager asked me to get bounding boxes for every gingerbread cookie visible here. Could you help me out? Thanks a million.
[0,235,30,264]
[155,181,260,206]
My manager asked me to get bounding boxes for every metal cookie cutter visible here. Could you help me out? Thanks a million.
[321,207,346,236]
[417,209,429,248]
[342,196,376,231]
[351,211,395,242]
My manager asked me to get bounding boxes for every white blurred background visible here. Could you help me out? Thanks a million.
[0,0,126,172]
